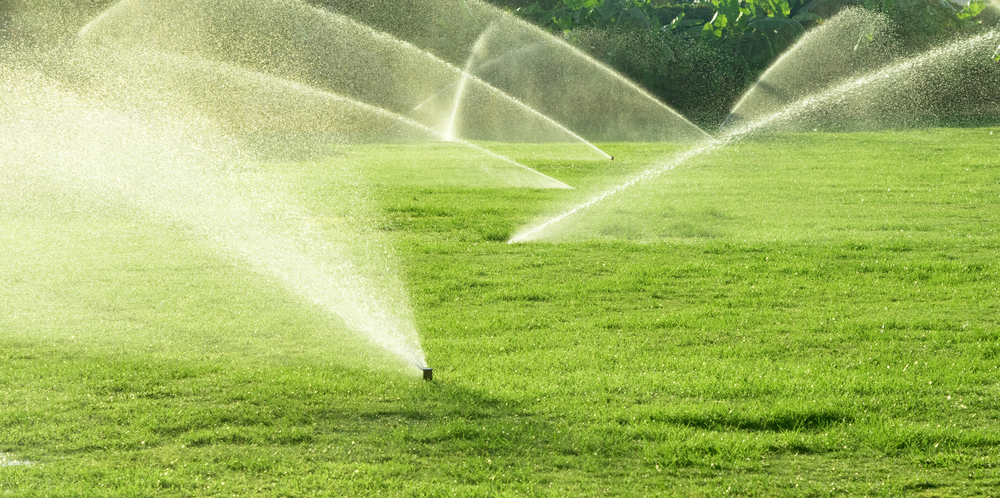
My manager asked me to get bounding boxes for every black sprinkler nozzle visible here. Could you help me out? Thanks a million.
[422,367,433,381]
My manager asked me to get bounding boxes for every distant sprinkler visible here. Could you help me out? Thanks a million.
[422,367,433,381]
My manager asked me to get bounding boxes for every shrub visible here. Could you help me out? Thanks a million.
[568,26,752,127]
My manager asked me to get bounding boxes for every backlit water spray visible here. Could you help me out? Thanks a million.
[316,0,713,143]
[440,24,613,159]
[0,453,32,467]
[4,0,774,376]
[722,8,894,130]
[723,28,1000,136]
[441,24,489,143]
[508,144,717,243]
[511,24,1000,243]
[77,0,612,161]
[0,66,428,372]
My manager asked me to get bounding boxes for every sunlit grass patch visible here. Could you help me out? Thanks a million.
[2,128,1000,495]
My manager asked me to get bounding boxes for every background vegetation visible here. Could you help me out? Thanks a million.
[4,0,997,127]
[489,0,998,127]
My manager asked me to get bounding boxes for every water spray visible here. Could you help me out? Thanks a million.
[512,18,1000,244]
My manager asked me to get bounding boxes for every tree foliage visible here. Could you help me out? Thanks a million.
[503,0,995,125]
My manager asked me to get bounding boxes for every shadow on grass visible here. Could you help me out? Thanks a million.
[650,406,854,433]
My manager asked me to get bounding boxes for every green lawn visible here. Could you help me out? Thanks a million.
[2,128,999,496]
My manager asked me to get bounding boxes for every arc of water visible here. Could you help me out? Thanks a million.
[243,0,713,142]
[726,29,1000,139]
[492,12,718,144]
[721,8,892,131]
[230,56,573,188]
[508,144,716,243]
[442,73,468,142]
[442,37,480,142]
[443,22,499,143]
[414,62,613,159]
[440,25,613,160]
[227,58,576,189]
[432,32,612,157]
[720,25,834,128]
[409,42,545,113]
[76,0,121,40]
[78,0,610,161]
[1,71,429,368]
[76,43,574,189]
[512,28,1000,242]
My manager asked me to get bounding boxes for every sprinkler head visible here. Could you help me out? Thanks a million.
[422,367,433,381]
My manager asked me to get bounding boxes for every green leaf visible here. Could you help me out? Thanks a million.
[701,20,722,39]
[672,18,704,28]
[669,16,706,30]
[775,0,793,17]
[957,0,985,19]
[563,0,600,9]
[686,24,707,36]
[553,15,574,32]
[714,12,730,29]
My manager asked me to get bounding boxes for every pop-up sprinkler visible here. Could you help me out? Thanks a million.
[422,367,433,381]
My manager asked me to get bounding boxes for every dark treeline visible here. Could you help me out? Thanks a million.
[4,0,996,128]
[487,0,998,127]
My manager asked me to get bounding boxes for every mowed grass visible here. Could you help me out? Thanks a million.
[2,128,1000,496]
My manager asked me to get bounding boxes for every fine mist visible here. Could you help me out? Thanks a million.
[304,0,715,142]
[722,8,896,131]
[74,0,616,157]
[2,0,743,374]
[0,64,429,372]
[511,15,1000,243]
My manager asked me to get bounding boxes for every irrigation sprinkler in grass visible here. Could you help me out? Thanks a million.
[56,0,717,376]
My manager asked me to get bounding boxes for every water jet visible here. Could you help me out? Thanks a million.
[309,0,714,143]
[76,0,614,160]
[0,454,32,467]
[1,60,431,371]
[510,17,1000,243]
[73,45,571,189]
[722,8,895,131]
[10,0,710,377]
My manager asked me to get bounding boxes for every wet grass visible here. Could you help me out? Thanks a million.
[2,128,1000,495]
